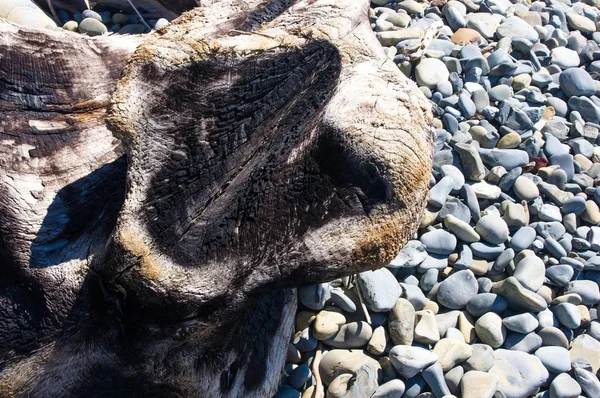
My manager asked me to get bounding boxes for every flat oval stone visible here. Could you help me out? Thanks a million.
[437,270,479,309]
[444,214,480,243]
[551,46,580,70]
[313,307,346,340]
[538,326,569,349]
[470,242,505,260]
[510,226,536,252]
[357,268,402,312]
[389,345,439,379]
[324,321,373,349]
[78,17,107,36]
[440,165,465,190]
[535,346,571,373]
[553,302,581,329]
[564,280,600,305]
[489,349,549,398]
[475,312,506,348]
[415,58,450,89]
[421,229,457,255]
[513,176,539,202]
[319,350,382,385]
[475,214,509,244]
[503,331,543,353]
[470,181,502,200]
[439,198,471,224]
[388,298,415,346]
[503,312,539,334]
[549,373,581,398]
[478,148,530,170]
[466,293,507,317]
[463,343,494,372]
[546,264,574,287]
[513,255,546,292]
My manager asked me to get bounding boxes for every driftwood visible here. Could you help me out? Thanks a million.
[0,0,433,396]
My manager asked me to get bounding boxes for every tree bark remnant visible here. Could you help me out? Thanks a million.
[0,1,433,396]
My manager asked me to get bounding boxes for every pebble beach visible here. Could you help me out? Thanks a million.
[279,0,600,397]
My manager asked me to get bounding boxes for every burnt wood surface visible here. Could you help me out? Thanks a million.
[0,0,433,396]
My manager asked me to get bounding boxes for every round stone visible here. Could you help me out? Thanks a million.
[535,346,571,373]
[451,28,483,44]
[513,176,540,202]
[551,47,580,70]
[566,13,596,34]
[437,270,479,310]
[154,18,169,30]
[78,18,107,36]
[112,13,129,25]
[475,312,506,348]
[324,321,373,349]
[463,343,494,372]
[420,229,457,255]
[502,312,539,334]
[466,293,507,317]
[496,16,539,42]
[440,165,465,190]
[497,132,521,149]
[550,373,581,398]
[564,280,600,305]
[513,255,546,292]
[503,332,543,353]
[357,268,402,312]
[313,307,346,340]
[489,349,549,398]
[81,9,102,22]
[475,214,509,244]
[510,226,536,252]
[62,20,78,31]
[538,326,569,349]
[559,68,596,97]
[415,58,450,89]
[553,302,581,329]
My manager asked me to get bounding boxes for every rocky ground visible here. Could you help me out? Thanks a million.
[278,0,600,398]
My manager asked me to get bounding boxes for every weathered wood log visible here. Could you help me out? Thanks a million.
[0,0,433,396]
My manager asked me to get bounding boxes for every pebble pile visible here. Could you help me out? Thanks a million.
[57,8,169,35]
[55,8,169,36]
[0,1,168,35]
[278,0,600,397]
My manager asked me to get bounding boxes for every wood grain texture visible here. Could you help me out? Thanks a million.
[0,1,433,396]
